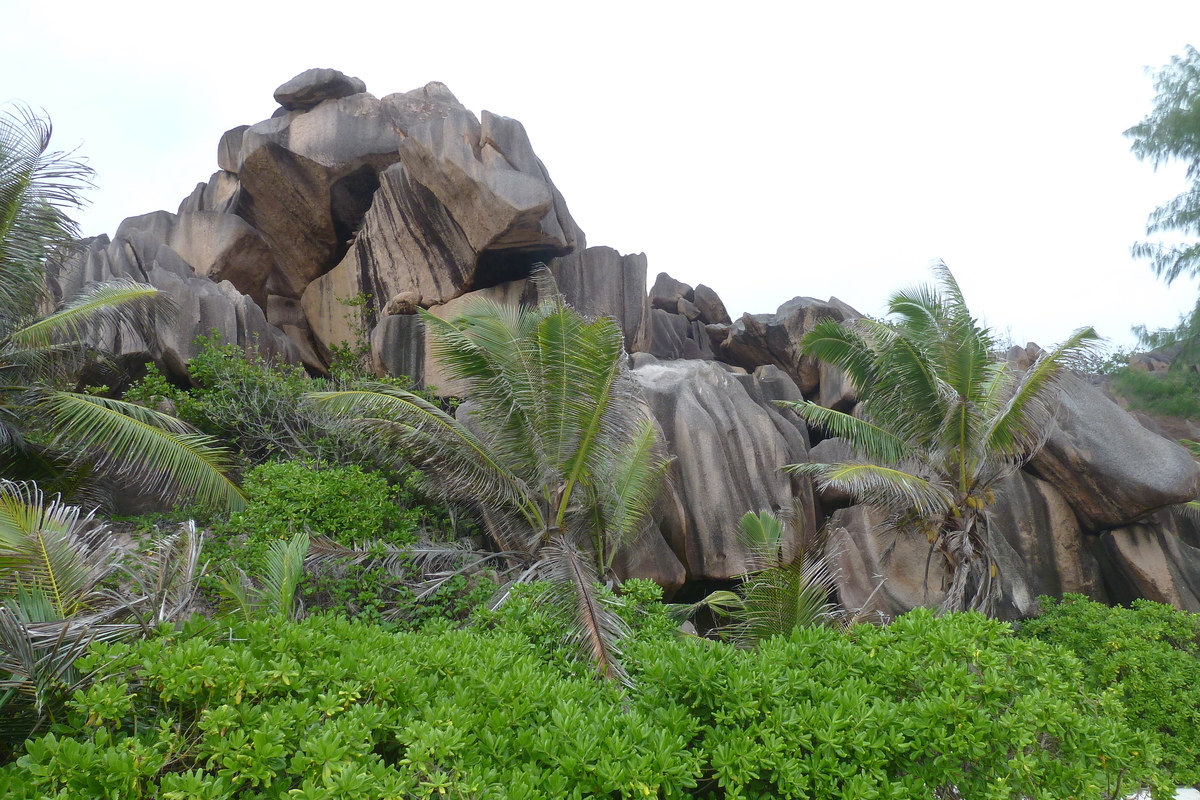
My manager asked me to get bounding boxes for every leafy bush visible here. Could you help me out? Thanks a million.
[126,333,330,466]
[198,460,490,627]
[0,608,1163,798]
[233,460,412,547]
[1108,365,1200,419]
[125,331,430,467]
[1019,593,1200,787]
[197,460,412,583]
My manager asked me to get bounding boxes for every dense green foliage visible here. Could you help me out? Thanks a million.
[232,461,414,548]
[0,599,1163,799]
[1108,365,1200,419]
[785,264,1096,615]
[123,329,485,625]
[126,332,389,467]
[1020,594,1200,787]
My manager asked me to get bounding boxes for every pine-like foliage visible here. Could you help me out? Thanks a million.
[309,274,670,681]
[1126,45,1200,365]
[783,263,1097,615]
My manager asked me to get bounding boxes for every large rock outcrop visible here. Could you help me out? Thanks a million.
[301,163,476,356]
[629,356,815,580]
[1027,378,1200,530]
[58,67,1200,614]
[708,295,860,394]
[1096,510,1200,612]
[48,232,297,379]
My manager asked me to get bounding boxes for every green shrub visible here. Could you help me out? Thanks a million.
[1019,593,1200,787]
[0,609,1162,798]
[198,460,412,584]
[1109,365,1200,419]
[302,567,495,629]
[234,460,411,547]
[124,331,432,467]
[202,460,490,626]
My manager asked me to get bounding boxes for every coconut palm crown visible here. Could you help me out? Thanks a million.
[782,263,1097,616]
[308,273,669,681]
[0,104,244,512]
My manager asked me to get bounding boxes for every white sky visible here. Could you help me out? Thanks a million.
[4,0,1199,351]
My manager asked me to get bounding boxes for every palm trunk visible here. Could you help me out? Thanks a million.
[937,514,998,616]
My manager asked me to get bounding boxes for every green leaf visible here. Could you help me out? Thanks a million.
[36,391,246,513]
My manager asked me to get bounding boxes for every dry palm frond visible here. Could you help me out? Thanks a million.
[542,534,630,686]
[116,520,204,629]
[0,605,139,742]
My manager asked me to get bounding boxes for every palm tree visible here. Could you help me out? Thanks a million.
[0,481,205,744]
[690,509,846,647]
[0,104,244,512]
[784,263,1097,615]
[309,274,669,681]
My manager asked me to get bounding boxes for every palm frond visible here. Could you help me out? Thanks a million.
[870,329,951,444]
[0,605,138,742]
[304,534,516,603]
[259,532,308,620]
[35,391,246,513]
[678,589,745,624]
[726,558,841,646]
[422,305,545,478]
[217,533,309,623]
[117,520,204,628]
[0,481,116,617]
[0,104,93,318]
[788,461,953,519]
[982,327,1099,457]
[737,510,788,570]
[541,534,630,685]
[307,386,540,526]
[1173,500,1200,522]
[800,318,878,392]
[780,400,916,465]
[215,567,257,628]
[8,280,171,351]
[542,313,627,523]
[592,419,670,566]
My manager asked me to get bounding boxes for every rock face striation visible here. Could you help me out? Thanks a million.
[61,68,1200,610]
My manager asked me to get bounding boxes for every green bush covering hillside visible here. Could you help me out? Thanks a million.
[0,594,1163,799]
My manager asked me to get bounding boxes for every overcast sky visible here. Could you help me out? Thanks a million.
[4,0,1199,352]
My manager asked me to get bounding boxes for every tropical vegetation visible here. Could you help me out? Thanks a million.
[782,263,1097,615]
[308,276,670,681]
[1021,594,1200,788]
[688,510,848,647]
[0,104,243,513]
[0,596,1167,799]
[4,89,1199,800]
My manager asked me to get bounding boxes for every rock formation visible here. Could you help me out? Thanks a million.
[60,68,1200,612]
